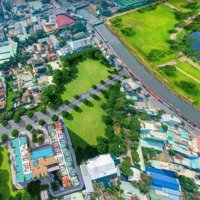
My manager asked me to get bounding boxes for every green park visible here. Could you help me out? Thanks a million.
[62,59,111,100]
[64,95,107,149]
[109,0,200,108]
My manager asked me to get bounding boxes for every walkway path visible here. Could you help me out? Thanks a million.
[176,67,200,84]
[0,74,121,136]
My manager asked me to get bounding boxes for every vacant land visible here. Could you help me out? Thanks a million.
[110,4,178,64]
[62,59,111,100]
[0,147,20,199]
[64,95,106,149]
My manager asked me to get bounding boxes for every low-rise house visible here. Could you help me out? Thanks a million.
[122,78,140,93]
[0,29,6,42]
[49,35,59,50]
[145,167,180,200]
[120,181,147,200]
[0,41,18,64]
[161,114,182,126]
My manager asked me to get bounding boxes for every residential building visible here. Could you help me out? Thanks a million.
[80,154,118,194]
[68,35,92,51]
[0,41,18,64]
[145,167,180,200]
[49,35,59,50]
[0,29,6,42]
[161,114,182,126]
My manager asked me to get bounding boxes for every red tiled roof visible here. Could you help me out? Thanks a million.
[0,101,5,108]
[0,88,6,94]
[56,14,75,29]
[197,139,200,150]
[61,176,70,188]
[55,122,62,131]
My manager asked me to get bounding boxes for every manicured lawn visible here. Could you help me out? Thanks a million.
[0,147,20,199]
[62,59,111,100]
[176,61,200,82]
[167,0,190,12]
[64,95,106,149]
[110,4,178,63]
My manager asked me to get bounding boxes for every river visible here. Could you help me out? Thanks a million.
[78,9,200,125]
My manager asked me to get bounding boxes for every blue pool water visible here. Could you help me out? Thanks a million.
[33,160,38,167]
[31,146,54,160]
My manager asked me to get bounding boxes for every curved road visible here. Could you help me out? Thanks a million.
[95,23,200,124]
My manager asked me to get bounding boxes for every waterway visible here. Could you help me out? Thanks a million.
[78,9,200,125]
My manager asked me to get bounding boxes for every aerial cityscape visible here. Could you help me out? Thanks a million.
[0,0,200,200]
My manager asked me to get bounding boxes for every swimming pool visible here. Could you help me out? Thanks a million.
[31,146,54,160]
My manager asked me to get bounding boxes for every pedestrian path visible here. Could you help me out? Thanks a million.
[0,74,121,136]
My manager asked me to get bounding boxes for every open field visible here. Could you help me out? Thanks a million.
[109,1,200,108]
[64,95,106,149]
[160,65,200,107]
[167,0,190,12]
[110,3,178,64]
[0,147,21,199]
[62,59,111,100]
[176,61,200,82]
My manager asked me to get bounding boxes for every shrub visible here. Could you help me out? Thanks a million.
[73,105,80,111]
[175,81,200,95]
[74,95,80,99]
[147,49,166,62]
[61,110,69,118]
[108,75,113,79]
[2,120,8,127]
[13,114,21,123]
[26,124,32,131]
[92,85,97,89]
[38,119,46,126]
[83,99,89,105]
[27,111,34,119]
[64,100,70,105]
[51,114,58,122]
[1,133,8,143]
[160,65,177,77]
[121,27,135,37]
[12,129,19,138]
[100,80,105,84]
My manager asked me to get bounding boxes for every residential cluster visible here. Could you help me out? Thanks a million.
[9,121,81,193]
[0,0,93,111]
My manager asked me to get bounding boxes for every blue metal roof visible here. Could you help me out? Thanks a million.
[146,167,179,191]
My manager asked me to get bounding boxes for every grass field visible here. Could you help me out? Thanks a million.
[64,95,106,149]
[160,64,200,107]
[0,147,20,199]
[176,61,200,82]
[110,4,178,63]
[167,0,190,12]
[62,59,111,100]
